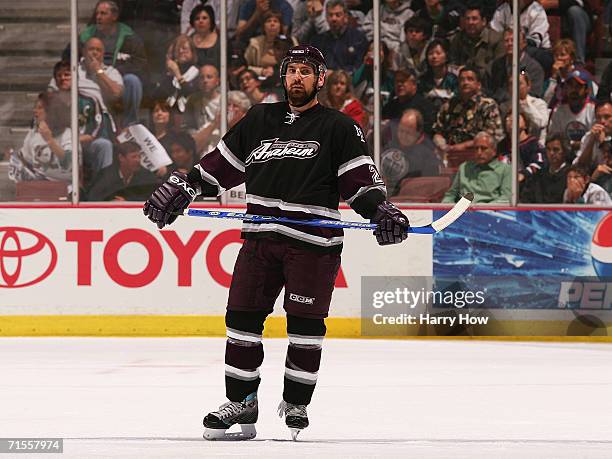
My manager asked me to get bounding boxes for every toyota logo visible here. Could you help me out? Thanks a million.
[0,227,57,288]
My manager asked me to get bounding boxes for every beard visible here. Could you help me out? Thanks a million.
[287,84,315,107]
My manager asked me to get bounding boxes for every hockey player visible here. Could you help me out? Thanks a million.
[143,45,411,440]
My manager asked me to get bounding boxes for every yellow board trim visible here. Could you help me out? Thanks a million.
[0,315,611,342]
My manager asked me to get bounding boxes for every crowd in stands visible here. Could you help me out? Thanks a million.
[7,0,612,205]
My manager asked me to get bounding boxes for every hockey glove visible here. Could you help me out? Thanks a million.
[371,201,410,245]
[143,171,198,229]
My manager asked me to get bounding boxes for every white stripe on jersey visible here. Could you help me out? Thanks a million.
[195,165,227,196]
[218,140,246,173]
[346,184,387,205]
[242,222,344,247]
[337,155,375,177]
[246,194,341,219]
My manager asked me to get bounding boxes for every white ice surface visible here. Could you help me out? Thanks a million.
[1,338,612,458]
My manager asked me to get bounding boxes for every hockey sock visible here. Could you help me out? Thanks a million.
[283,314,326,405]
[224,310,268,402]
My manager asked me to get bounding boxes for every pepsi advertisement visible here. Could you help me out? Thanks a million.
[432,210,612,312]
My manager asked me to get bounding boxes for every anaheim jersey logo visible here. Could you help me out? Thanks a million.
[245,138,320,165]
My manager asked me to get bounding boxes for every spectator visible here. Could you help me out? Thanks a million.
[591,141,612,199]
[228,48,249,90]
[353,41,395,109]
[521,133,571,203]
[154,34,200,113]
[596,60,612,103]
[418,38,459,118]
[563,164,612,205]
[433,66,503,153]
[489,28,545,101]
[543,39,597,108]
[574,101,612,170]
[380,108,441,195]
[8,93,72,183]
[48,60,71,103]
[413,0,462,40]
[539,0,591,65]
[181,0,241,40]
[79,0,147,126]
[149,100,176,155]
[442,131,512,203]
[448,2,505,84]
[548,69,596,148]
[236,0,294,44]
[238,68,281,105]
[498,111,547,182]
[185,64,222,154]
[78,37,123,178]
[382,69,435,135]
[85,141,159,201]
[489,0,552,73]
[190,4,221,68]
[320,69,367,128]
[393,16,432,75]
[499,71,550,145]
[228,90,253,128]
[363,0,415,60]
[166,131,199,176]
[292,0,329,43]
[311,0,369,73]
[244,10,298,78]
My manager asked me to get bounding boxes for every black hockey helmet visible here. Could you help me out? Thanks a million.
[280,45,327,89]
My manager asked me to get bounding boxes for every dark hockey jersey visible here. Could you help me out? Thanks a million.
[187,101,387,253]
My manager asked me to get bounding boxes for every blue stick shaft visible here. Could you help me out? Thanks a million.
[184,209,435,234]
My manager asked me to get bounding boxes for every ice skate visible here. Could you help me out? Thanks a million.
[278,400,308,440]
[203,393,258,440]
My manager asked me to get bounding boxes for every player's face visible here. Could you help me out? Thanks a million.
[595,104,612,134]
[55,69,71,91]
[473,136,495,165]
[285,63,317,106]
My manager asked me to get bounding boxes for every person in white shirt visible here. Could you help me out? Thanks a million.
[563,164,612,205]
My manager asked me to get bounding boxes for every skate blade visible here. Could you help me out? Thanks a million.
[290,428,301,441]
[203,424,256,441]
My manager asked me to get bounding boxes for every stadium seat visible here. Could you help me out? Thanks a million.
[395,176,452,203]
[15,180,69,202]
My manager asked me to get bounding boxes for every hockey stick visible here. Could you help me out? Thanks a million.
[178,193,473,234]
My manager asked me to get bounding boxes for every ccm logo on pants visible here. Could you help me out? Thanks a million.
[289,293,315,305]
